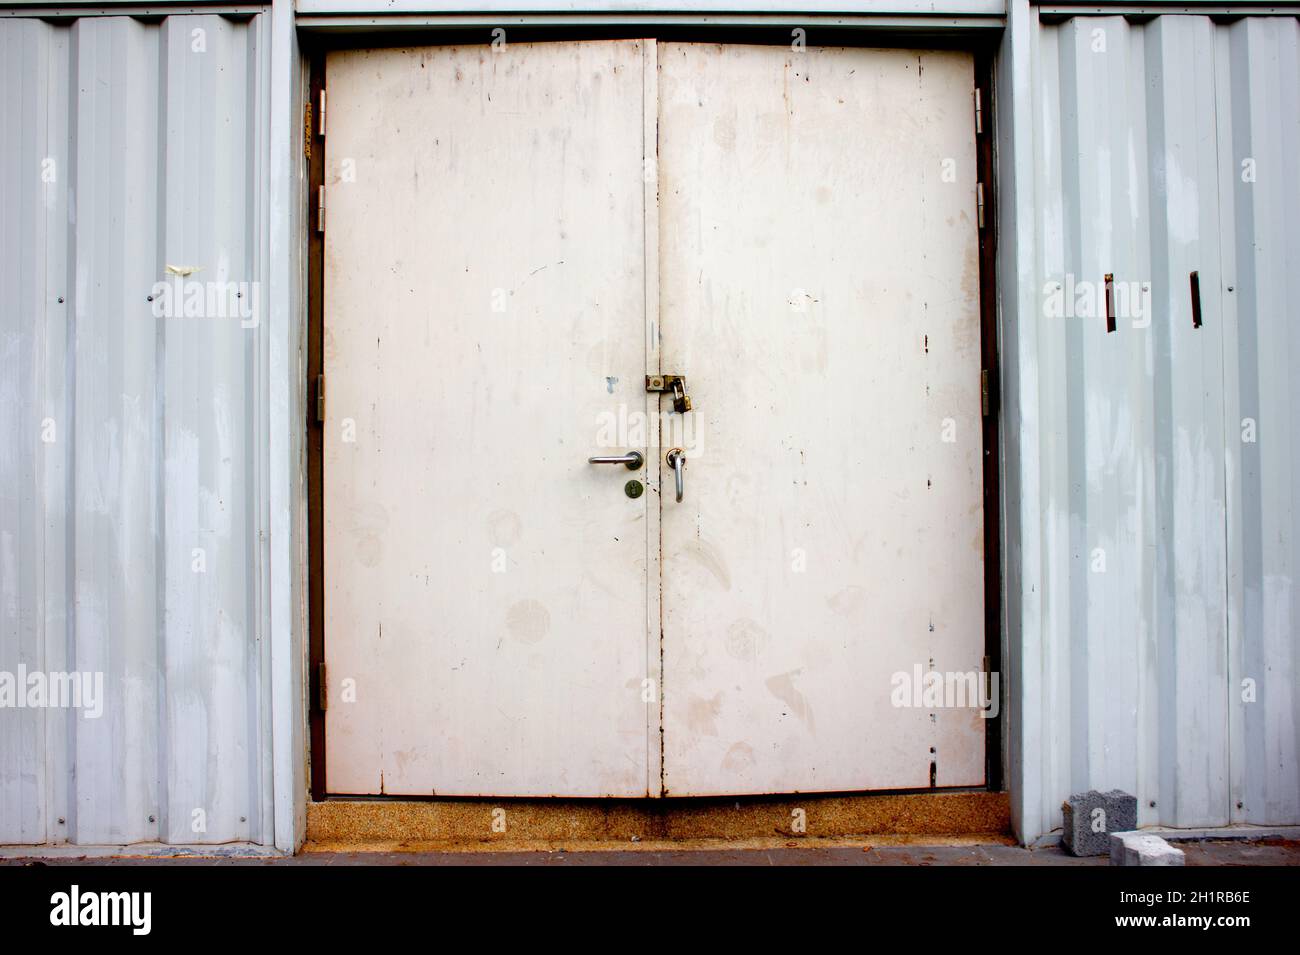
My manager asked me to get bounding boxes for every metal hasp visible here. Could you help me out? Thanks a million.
[646,374,693,413]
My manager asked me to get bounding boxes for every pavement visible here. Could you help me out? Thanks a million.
[4,838,1298,865]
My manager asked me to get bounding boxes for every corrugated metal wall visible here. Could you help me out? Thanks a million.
[1216,15,1300,831]
[0,12,276,845]
[3,5,1296,850]
[1021,12,1299,837]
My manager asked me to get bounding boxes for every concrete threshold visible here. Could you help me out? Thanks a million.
[303,833,1015,854]
[306,790,1011,851]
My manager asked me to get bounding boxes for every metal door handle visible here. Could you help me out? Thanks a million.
[1189,270,1203,329]
[588,450,643,470]
[666,448,686,502]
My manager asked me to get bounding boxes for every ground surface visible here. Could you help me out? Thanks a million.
[4,839,1298,865]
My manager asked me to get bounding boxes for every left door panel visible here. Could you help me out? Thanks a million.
[323,41,654,796]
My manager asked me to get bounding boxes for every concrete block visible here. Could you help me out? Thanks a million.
[1061,789,1138,856]
[1109,831,1186,866]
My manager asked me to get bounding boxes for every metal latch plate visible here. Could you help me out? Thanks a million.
[646,375,693,413]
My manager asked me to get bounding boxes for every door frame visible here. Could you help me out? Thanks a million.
[304,24,1003,801]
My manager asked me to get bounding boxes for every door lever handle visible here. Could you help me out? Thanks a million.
[665,448,686,502]
[588,450,643,470]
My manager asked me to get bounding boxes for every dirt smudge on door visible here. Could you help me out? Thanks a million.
[506,599,550,644]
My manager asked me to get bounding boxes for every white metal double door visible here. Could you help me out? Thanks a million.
[323,40,986,796]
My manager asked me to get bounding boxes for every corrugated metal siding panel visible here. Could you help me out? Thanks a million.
[0,13,273,845]
[1027,13,1300,836]
[0,17,57,846]
[1217,17,1300,827]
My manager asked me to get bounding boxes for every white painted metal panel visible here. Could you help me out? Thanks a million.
[1038,14,1229,828]
[1216,16,1300,827]
[266,0,311,854]
[1142,16,1230,827]
[657,44,986,795]
[155,14,269,844]
[1,16,58,845]
[67,14,165,846]
[322,40,655,796]
[0,13,276,846]
[1009,11,1300,842]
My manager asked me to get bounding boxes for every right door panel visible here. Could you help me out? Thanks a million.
[657,44,987,795]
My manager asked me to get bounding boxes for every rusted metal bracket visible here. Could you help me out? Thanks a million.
[646,374,693,413]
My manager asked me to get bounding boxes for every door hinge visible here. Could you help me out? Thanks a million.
[316,184,326,234]
[318,88,326,138]
[974,87,983,136]
[976,182,986,231]
[317,663,327,711]
[981,369,991,417]
[316,374,326,424]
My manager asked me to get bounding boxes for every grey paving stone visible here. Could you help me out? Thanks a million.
[1062,789,1138,856]
[1109,831,1186,866]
